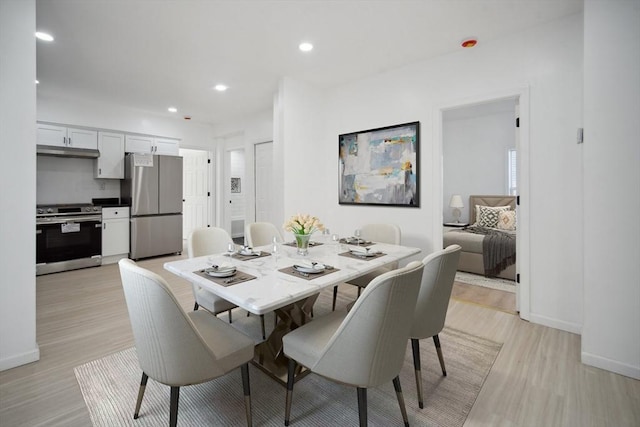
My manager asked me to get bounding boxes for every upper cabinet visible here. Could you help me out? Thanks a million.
[37,123,97,150]
[95,132,125,179]
[125,135,179,155]
[153,137,180,155]
[124,135,154,154]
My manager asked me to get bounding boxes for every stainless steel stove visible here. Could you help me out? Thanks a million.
[36,203,103,275]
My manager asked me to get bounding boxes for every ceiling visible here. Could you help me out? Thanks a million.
[35,0,583,126]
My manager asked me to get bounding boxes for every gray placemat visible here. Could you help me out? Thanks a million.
[231,251,271,261]
[193,269,256,286]
[278,265,340,280]
[339,251,387,261]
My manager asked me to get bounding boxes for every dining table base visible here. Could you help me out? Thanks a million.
[252,293,319,386]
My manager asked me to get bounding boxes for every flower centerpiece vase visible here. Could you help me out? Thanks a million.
[294,233,311,256]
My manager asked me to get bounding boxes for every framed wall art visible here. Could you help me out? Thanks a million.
[231,177,241,193]
[339,121,419,207]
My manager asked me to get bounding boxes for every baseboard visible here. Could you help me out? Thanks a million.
[529,313,582,335]
[0,346,40,372]
[581,351,640,380]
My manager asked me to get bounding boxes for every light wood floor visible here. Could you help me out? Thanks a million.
[1,255,638,426]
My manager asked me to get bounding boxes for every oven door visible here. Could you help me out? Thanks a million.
[36,215,102,265]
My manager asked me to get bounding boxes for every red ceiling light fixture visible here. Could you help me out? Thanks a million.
[461,38,478,48]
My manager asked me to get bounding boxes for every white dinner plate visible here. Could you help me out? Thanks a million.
[350,250,376,257]
[205,268,237,278]
[293,264,325,274]
[239,249,259,256]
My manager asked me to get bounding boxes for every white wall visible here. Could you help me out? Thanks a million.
[278,14,584,333]
[36,156,120,205]
[443,104,516,223]
[582,0,640,379]
[0,0,40,370]
[279,77,329,241]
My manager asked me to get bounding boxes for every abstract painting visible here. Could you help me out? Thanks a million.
[339,121,419,207]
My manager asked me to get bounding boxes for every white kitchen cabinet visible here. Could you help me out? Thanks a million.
[95,132,125,179]
[153,137,180,155]
[37,122,98,150]
[125,135,154,154]
[125,135,179,155]
[102,207,130,264]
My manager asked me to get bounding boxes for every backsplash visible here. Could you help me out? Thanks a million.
[36,156,120,205]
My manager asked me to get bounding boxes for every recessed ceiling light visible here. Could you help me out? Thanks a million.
[299,42,313,52]
[35,80,40,84]
[35,32,54,42]
[214,84,228,92]
[168,107,177,113]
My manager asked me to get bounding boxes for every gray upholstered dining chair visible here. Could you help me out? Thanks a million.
[118,259,254,427]
[283,260,425,426]
[187,227,238,322]
[410,244,461,409]
[332,223,402,310]
[245,221,283,247]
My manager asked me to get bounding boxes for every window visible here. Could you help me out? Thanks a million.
[507,148,517,195]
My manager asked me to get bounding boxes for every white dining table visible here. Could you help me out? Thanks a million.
[164,239,421,384]
[164,240,421,316]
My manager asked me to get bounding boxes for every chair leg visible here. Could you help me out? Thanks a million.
[411,338,424,409]
[433,334,447,376]
[332,285,338,311]
[357,387,368,427]
[193,302,199,311]
[393,376,410,427]
[240,363,252,427]
[169,386,180,427]
[133,372,148,419]
[357,287,362,297]
[260,315,266,340]
[284,358,296,426]
[228,308,233,323]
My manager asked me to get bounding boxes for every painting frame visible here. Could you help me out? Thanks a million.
[339,121,420,207]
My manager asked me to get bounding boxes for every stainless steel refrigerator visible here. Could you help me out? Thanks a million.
[121,153,183,259]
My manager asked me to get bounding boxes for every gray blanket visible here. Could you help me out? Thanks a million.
[463,226,516,278]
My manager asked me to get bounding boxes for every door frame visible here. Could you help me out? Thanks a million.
[433,86,530,320]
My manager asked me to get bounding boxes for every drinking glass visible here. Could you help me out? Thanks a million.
[331,233,340,253]
[227,242,235,263]
[354,229,361,246]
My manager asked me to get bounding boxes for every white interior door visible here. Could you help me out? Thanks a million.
[254,142,274,223]
[181,148,212,241]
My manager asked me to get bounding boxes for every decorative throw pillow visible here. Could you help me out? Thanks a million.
[497,210,517,231]
[475,205,511,228]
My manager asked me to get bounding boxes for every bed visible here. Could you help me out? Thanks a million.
[443,195,516,281]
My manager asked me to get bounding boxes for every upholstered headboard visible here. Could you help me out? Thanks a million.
[469,195,516,224]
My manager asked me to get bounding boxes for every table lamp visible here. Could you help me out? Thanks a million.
[449,194,464,223]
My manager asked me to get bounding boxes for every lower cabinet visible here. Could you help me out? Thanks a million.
[102,207,130,264]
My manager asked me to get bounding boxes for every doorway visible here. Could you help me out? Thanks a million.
[180,148,213,243]
[437,88,530,320]
[224,148,246,242]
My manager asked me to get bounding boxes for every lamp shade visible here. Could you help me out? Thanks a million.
[449,195,464,208]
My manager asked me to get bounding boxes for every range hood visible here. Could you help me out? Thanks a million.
[36,144,100,159]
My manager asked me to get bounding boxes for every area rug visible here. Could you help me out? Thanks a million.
[75,325,501,427]
[455,271,516,293]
